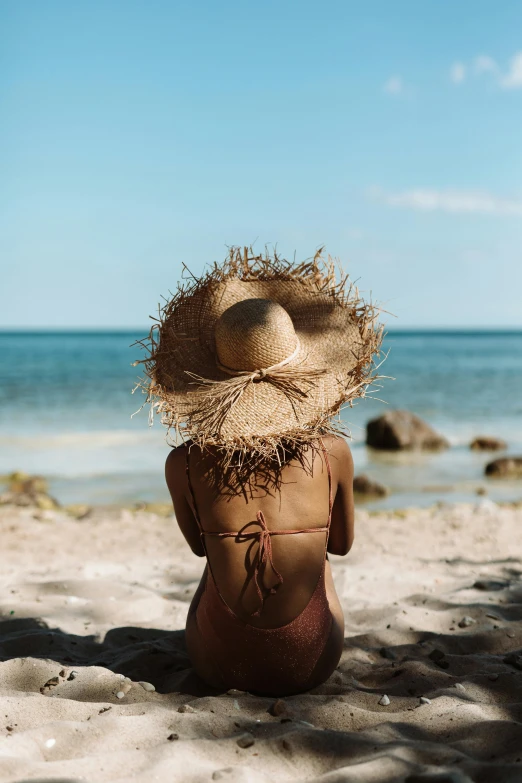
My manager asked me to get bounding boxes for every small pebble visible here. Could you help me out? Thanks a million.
[378,694,390,706]
[116,691,125,699]
[236,733,255,749]
[488,673,499,681]
[270,699,288,717]
[45,738,56,748]
[67,671,79,681]
[473,579,508,591]
[454,683,466,691]
[226,688,245,696]
[504,653,522,670]
[458,616,475,628]
[178,703,195,713]
[419,696,431,705]
[428,649,445,662]
[405,771,473,783]
[139,681,156,692]
[167,732,179,741]
[212,770,235,781]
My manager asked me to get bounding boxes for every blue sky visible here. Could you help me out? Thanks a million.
[1,0,521,327]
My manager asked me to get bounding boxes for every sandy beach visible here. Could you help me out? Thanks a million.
[1,498,522,783]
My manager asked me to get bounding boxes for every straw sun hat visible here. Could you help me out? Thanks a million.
[134,247,384,464]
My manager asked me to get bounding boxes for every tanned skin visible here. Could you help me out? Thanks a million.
[165,435,355,689]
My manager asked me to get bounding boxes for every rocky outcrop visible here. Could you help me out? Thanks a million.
[485,457,522,479]
[0,472,60,510]
[353,474,388,499]
[470,436,507,451]
[366,410,449,451]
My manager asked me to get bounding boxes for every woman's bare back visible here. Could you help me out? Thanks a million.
[166,436,354,627]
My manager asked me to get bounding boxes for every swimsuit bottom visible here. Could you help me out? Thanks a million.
[193,562,334,696]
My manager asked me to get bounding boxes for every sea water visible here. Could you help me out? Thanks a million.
[1,330,521,509]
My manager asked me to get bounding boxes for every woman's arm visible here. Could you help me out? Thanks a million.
[326,437,355,556]
[165,446,206,557]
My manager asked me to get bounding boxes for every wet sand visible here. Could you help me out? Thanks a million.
[1,499,522,782]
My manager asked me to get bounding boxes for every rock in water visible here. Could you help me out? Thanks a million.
[353,474,389,498]
[485,457,522,479]
[470,436,507,451]
[366,411,449,451]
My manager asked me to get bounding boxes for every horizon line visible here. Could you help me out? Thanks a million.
[1,326,522,334]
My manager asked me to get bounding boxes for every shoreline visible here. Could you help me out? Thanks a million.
[3,470,522,516]
[3,496,522,519]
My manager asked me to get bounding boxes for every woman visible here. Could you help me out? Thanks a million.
[135,247,383,695]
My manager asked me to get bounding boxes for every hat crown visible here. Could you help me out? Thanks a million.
[215,298,298,372]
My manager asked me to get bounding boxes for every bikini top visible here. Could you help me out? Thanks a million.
[185,444,333,616]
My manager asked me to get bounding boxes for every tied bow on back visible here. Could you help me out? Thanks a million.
[236,511,284,617]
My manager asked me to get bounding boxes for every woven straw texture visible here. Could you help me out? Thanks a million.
[133,247,384,462]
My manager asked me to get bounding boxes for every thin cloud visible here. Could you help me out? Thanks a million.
[383,76,404,95]
[500,51,522,89]
[369,187,522,217]
[474,55,499,75]
[453,51,522,90]
[450,62,466,84]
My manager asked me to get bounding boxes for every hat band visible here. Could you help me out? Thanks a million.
[216,337,301,381]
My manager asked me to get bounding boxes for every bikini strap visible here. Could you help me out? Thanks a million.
[185,446,204,535]
[319,438,333,528]
[318,438,333,563]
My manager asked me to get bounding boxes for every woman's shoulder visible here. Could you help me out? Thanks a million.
[318,435,353,479]
[320,434,352,457]
[165,440,195,472]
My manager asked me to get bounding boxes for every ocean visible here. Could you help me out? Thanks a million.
[1,330,521,510]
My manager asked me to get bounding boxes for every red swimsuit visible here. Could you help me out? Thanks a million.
[185,448,336,695]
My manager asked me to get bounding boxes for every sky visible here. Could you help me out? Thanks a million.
[1,0,521,328]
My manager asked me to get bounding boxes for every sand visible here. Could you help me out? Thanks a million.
[1,498,522,783]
